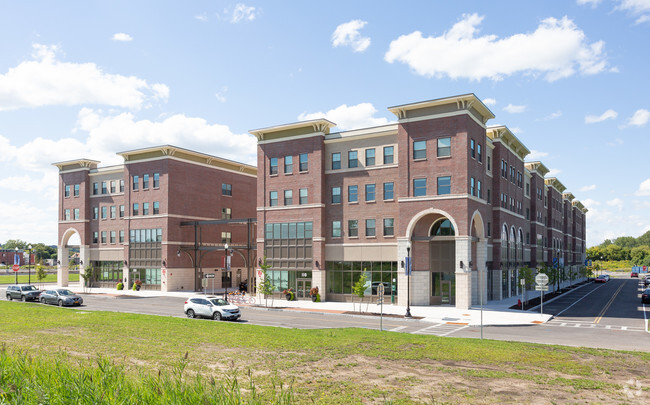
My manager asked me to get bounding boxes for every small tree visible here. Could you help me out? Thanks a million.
[35,264,46,289]
[81,265,93,292]
[352,270,369,313]
[518,266,535,303]
[68,259,77,272]
[257,257,275,308]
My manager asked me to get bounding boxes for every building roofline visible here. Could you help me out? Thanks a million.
[116,145,255,171]
[249,119,336,141]
[387,93,495,123]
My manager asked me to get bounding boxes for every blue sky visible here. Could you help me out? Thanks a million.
[1,0,649,247]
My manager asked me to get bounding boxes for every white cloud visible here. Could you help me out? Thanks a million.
[540,111,562,120]
[625,109,650,127]
[606,197,624,211]
[616,0,650,24]
[298,103,391,131]
[579,184,597,192]
[195,14,208,22]
[636,178,650,196]
[606,138,623,147]
[385,14,608,81]
[332,20,371,53]
[503,104,527,113]
[112,33,133,42]
[577,0,602,7]
[215,86,228,103]
[0,44,168,111]
[585,109,618,123]
[231,4,259,23]
[509,127,523,134]
[582,198,600,208]
[482,98,496,106]
[547,168,562,177]
[526,149,549,160]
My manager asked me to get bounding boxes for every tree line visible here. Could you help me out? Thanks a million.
[586,230,650,266]
[0,239,57,262]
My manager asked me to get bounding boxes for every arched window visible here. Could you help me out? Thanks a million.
[501,224,508,267]
[430,218,455,236]
[517,229,524,263]
[509,227,516,265]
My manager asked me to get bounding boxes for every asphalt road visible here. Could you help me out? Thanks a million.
[4,277,648,351]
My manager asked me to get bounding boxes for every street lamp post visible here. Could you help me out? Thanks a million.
[405,241,412,318]
[28,244,32,284]
[14,247,18,285]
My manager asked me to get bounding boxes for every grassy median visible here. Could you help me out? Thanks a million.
[0,301,648,404]
[0,273,79,284]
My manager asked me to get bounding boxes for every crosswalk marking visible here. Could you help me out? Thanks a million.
[412,323,468,337]
[389,326,407,332]
[546,320,643,332]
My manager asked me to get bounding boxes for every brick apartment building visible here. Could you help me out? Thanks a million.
[53,145,257,292]
[252,94,587,309]
[0,250,35,267]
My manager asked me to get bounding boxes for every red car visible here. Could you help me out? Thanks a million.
[631,271,639,278]
[595,275,610,283]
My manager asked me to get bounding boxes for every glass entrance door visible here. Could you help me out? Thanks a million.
[297,279,311,299]
[441,280,451,304]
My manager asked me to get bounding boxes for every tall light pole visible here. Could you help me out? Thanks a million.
[405,241,412,318]
[14,247,18,285]
[28,244,33,284]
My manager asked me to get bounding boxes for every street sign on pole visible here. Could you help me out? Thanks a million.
[535,285,549,291]
[377,284,384,331]
[204,273,215,278]
[12,265,19,272]
[535,273,549,286]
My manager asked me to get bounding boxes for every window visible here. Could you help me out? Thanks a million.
[331,153,341,170]
[93,232,98,244]
[284,156,293,174]
[284,190,293,205]
[269,191,278,207]
[74,184,80,197]
[101,231,107,244]
[299,153,308,171]
[119,179,124,193]
[383,182,394,200]
[110,206,116,219]
[478,180,482,199]
[413,178,427,197]
[93,182,98,195]
[413,140,426,159]
[348,185,358,202]
[332,187,341,204]
[437,138,451,157]
[133,176,139,191]
[119,205,125,218]
[93,207,98,220]
[221,232,232,244]
[365,219,376,237]
[477,143,482,163]
[348,151,358,168]
[332,221,341,238]
[64,185,70,197]
[383,146,394,164]
[470,177,475,196]
[526,207,530,220]
[153,201,160,215]
[487,156,491,171]
[383,218,394,236]
[101,181,107,194]
[143,174,149,189]
[110,231,116,244]
[270,157,278,175]
[487,222,491,237]
[437,176,451,195]
[470,139,476,158]
[110,181,116,194]
[119,230,124,243]
[365,148,375,166]
[348,220,358,237]
[73,208,79,220]
[222,207,231,219]
[101,206,107,219]
[525,183,530,197]
[153,173,160,188]
[487,189,491,204]
[501,161,507,178]
[365,184,375,201]
[133,203,139,216]
[222,183,232,196]
[143,202,150,215]
[299,188,308,204]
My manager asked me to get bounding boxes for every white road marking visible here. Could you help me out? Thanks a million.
[389,326,407,332]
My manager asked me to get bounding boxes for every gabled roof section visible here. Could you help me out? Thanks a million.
[117,145,256,176]
[572,200,588,213]
[544,177,566,193]
[486,125,530,160]
[387,93,495,125]
[524,161,550,177]
[249,119,336,142]
[52,159,100,172]
[563,192,575,202]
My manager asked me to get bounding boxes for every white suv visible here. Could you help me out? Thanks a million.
[184,295,241,321]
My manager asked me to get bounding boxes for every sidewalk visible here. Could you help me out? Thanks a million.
[67,284,552,327]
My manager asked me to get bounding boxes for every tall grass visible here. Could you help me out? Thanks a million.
[0,344,293,404]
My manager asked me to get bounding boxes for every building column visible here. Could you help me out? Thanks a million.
[79,244,89,287]
[57,246,69,287]
[472,239,488,305]
[313,269,326,301]
[396,237,410,307]
[455,236,471,309]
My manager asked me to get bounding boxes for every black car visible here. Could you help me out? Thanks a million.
[5,285,42,302]
[39,289,84,307]
[642,288,650,304]
[644,275,650,287]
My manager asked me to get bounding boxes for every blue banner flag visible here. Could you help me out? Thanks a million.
[14,254,19,265]
[404,257,412,276]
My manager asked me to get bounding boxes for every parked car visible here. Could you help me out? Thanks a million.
[184,295,241,321]
[39,289,83,306]
[644,275,650,287]
[595,275,610,283]
[642,288,650,304]
[631,271,639,278]
[5,285,42,302]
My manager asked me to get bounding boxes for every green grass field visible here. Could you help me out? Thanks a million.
[0,273,79,284]
[0,302,648,404]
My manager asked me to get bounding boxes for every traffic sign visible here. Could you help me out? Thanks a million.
[377,284,385,296]
[12,264,19,272]
[535,273,549,286]
[201,279,208,288]
[535,285,549,291]
[204,273,215,279]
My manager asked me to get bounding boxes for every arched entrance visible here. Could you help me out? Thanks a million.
[58,227,85,287]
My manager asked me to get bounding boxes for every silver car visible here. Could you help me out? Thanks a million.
[39,289,83,307]
[184,295,241,321]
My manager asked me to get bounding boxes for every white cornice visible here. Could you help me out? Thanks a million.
[257,203,325,211]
